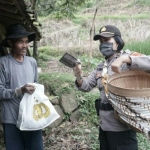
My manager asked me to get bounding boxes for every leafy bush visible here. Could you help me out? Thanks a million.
[38,46,60,57]
[39,72,75,96]
[77,91,100,125]
[137,133,150,150]
[79,54,103,72]
[38,53,53,61]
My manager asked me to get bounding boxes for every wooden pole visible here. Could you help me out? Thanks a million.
[88,8,98,70]
[33,10,38,61]
[33,38,38,60]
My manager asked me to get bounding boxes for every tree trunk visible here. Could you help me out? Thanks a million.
[32,1,38,61]
[33,39,38,61]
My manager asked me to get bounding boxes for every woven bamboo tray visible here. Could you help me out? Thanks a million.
[107,70,150,97]
[107,70,150,137]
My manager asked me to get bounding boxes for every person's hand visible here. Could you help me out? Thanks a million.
[21,84,35,94]
[111,55,131,73]
[111,57,123,73]
[73,63,82,78]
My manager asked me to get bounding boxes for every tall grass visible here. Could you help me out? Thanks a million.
[124,40,150,55]
[72,13,150,25]
[135,0,150,6]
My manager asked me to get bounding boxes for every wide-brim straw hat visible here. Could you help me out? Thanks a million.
[1,23,36,47]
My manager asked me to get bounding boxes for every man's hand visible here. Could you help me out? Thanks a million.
[21,84,35,94]
[111,55,132,73]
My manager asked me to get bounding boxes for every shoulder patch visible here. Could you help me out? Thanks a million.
[130,52,142,56]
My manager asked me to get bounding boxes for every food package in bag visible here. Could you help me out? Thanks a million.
[17,83,60,130]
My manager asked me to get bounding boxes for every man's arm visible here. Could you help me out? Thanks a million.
[0,65,18,99]
[0,65,35,100]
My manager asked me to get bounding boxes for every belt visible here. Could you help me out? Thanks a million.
[95,98,114,112]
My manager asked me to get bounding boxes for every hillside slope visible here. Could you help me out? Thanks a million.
[38,0,150,54]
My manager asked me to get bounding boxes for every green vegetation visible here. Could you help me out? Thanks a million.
[78,92,99,125]
[36,0,90,19]
[80,54,103,72]
[124,40,150,55]
[39,71,100,149]
[138,133,150,150]
[135,0,150,6]
[38,46,60,57]
[126,0,150,8]
[39,72,75,96]
[38,46,103,71]
[37,0,150,21]
[38,46,63,68]
[73,14,150,24]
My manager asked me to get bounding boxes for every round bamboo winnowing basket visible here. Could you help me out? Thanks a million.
[107,70,150,138]
[108,70,150,97]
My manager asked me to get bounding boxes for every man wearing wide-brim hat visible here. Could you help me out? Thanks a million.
[0,24,43,150]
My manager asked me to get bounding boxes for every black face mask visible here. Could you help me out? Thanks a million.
[99,42,116,58]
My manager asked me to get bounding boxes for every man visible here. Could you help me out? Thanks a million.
[0,24,43,150]
[73,25,138,150]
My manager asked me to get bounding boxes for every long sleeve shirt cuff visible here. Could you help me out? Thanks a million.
[75,78,91,92]
[129,56,148,69]
[15,88,23,97]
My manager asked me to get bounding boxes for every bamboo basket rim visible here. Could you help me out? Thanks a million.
[107,70,150,97]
